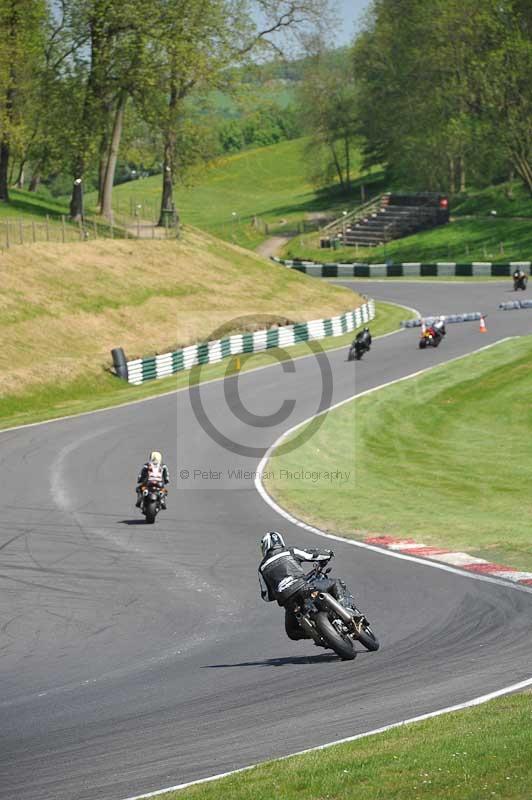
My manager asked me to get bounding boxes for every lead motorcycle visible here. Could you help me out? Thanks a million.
[286,560,380,660]
[513,270,528,291]
[138,479,167,524]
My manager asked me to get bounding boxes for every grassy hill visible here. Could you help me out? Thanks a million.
[0,230,365,427]
[86,138,373,249]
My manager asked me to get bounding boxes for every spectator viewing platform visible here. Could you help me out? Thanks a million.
[321,192,450,249]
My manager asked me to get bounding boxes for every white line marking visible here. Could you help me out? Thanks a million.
[254,335,532,596]
[122,675,532,800]
[122,335,530,800]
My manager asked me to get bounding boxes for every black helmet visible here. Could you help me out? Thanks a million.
[260,531,285,557]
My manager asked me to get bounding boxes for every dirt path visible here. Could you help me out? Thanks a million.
[255,235,293,258]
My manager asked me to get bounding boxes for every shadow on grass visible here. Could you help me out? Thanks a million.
[1,196,69,220]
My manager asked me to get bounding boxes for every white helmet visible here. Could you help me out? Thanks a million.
[260,531,285,557]
[149,451,162,465]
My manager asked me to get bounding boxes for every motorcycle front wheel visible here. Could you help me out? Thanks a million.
[314,612,355,660]
[355,621,380,652]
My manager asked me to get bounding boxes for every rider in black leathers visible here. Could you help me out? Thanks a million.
[258,531,354,641]
[355,327,372,350]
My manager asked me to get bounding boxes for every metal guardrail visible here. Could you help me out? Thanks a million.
[320,195,382,235]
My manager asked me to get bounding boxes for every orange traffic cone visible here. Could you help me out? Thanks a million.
[479,315,487,333]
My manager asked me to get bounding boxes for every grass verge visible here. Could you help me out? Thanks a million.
[0,301,406,431]
[147,692,532,800]
[265,336,532,572]
[282,217,532,264]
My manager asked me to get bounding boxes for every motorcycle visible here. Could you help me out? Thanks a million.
[286,561,380,660]
[513,271,528,291]
[348,330,372,361]
[139,479,167,524]
[419,326,442,349]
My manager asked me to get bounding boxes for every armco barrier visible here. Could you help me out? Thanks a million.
[272,257,531,278]
[125,301,375,385]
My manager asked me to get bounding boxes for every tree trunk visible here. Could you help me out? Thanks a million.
[459,154,466,193]
[69,168,84,221]
[29,170,41,192]
[0,141,9,202]
[101,91,127,219]
[15,160,26,189]
[329,142,345,189]
[159,139,174,226]
[344,136,351,191]
[449,155,455,195]
[159,81,178,227]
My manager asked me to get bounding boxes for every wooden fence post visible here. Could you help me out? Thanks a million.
[61,215,66,243]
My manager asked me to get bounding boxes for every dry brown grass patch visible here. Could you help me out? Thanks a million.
[1,229,363,396]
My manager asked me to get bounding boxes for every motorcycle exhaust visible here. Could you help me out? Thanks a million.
[297,614,322,643]
[318,593,354,626]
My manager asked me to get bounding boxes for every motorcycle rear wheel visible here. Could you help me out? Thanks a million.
[144,500,157,524]
[314,612,355,660]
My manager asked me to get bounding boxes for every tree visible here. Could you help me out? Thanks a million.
[0,0,47,202]
[297,48,360,192]
[353,0,532,195]
[140,0,331,225]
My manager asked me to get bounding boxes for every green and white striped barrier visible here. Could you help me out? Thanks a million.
[126,301,375,385]
[272,257,531,278]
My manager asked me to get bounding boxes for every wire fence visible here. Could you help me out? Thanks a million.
[0,212,180,250]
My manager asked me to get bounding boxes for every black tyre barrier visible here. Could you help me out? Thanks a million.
[401,312,481,328]
[499,300,532,310]
[111,347,128,380]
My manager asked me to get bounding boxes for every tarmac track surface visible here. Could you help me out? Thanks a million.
[1,281,532,800]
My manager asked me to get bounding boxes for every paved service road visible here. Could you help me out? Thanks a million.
[1,281,531,800]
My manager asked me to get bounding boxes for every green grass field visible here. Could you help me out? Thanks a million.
[0,300,406,431]
[453,181,532,218]
[95,138,371,249]
[265,336,532,572]
[283,217,532,264]
[147,691,532,800]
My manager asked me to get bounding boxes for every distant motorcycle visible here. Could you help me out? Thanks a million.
[419,325,443,349]
[285,560,380,660]
[348,328,372,361]
[513,270,528,291]
[138,479,166,524]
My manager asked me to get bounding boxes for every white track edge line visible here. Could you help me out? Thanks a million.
[122,335,529,800]
[254,335,532,596]
[0,301,411,436]
[122,675,532,800]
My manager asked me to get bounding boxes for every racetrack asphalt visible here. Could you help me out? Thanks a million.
[1,280,532,800]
